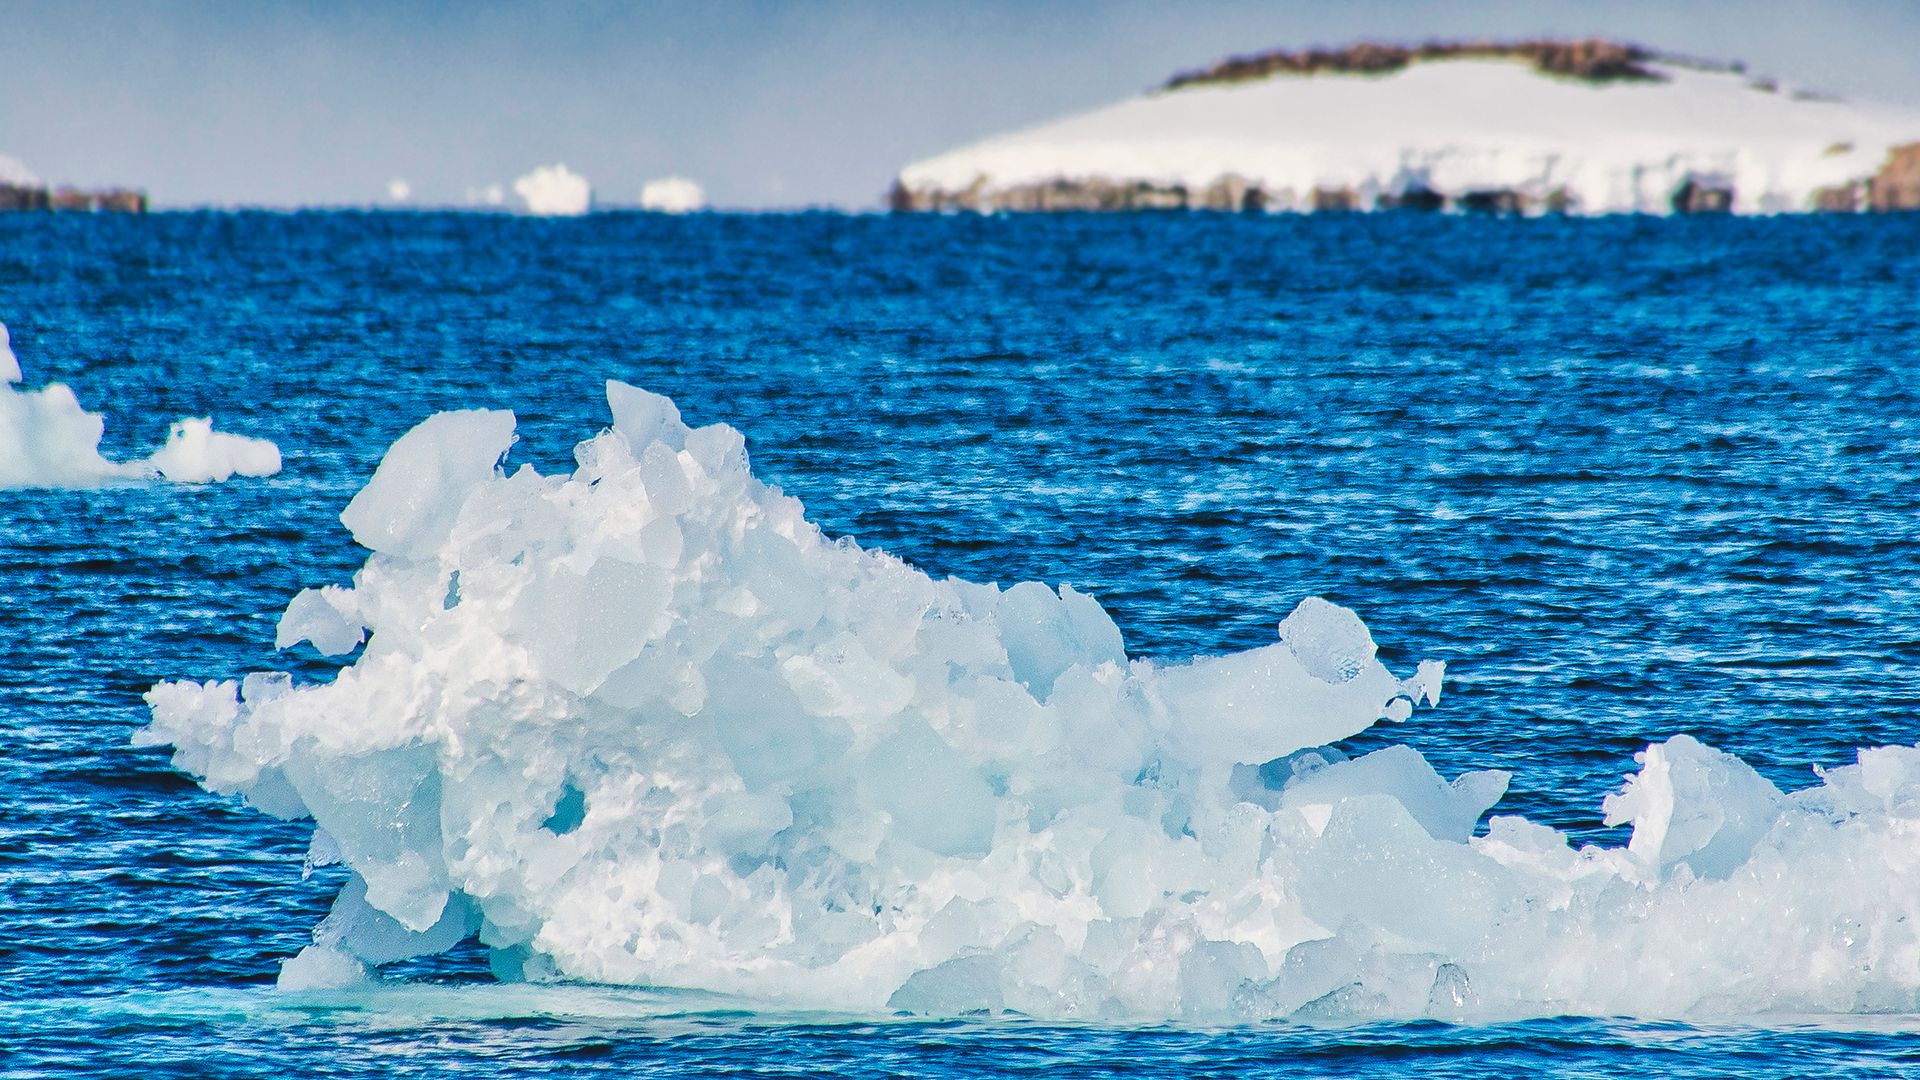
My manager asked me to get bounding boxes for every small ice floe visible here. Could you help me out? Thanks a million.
[0,321,281,489]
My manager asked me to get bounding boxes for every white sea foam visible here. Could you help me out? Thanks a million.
[0,321,281,488]
[141,386,1920,1020]
[640,177,707,214]
[514,164,592,217]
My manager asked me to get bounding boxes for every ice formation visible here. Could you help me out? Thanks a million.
[513,164,592,217]
[639,176,707,214]
[0,321,281,488]
[144,417,283,484]
[466,184,507,208]
[896,55,1920,215]
[143,387,1920,1020]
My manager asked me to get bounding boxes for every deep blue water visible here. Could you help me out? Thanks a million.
[5,211,1920,1076]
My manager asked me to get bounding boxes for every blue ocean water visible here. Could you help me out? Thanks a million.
[4,210,1920,1076]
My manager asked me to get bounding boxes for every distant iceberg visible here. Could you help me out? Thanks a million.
[142,383,1920,1021]
[640,176,707,213]
[514,163,592,217]
[0,321,281,488]
[461,183,507,208]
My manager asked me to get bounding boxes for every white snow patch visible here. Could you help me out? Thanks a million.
[514,164,592,216]
[0,320,282,489]
[640,176,707,214]
[0,154,37,188]
[899,58,1920,214]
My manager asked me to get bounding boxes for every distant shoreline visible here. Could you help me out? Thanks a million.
[5,205,1919,219]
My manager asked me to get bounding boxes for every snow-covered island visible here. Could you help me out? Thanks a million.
[892,40,1920,215]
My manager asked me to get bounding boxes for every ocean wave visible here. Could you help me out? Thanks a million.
[140,384,1920,1020]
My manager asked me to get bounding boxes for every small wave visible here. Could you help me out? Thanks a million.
[140,384,1920,1021]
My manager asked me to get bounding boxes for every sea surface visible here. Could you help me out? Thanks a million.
[5,210,1920,1076]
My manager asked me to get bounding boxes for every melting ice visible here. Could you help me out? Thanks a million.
[141,384,1920,1020]
[0,321,281,488]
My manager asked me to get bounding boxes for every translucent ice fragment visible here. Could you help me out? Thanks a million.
[276,945,370,990]
[1603,734,1786,880]
[317,873,478,965]
[276,586,366,656]
[864,717,997,858]
[887,954,1006,1015]
[606,379,688,452]
[1279,596,1375,684]
[339,409,516,560]
[1280,745,1509,842]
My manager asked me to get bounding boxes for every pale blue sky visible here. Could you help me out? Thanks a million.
[5,0,1919,208]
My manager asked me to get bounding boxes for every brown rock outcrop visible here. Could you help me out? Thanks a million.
[889,176,1272,213]
[1457,189,1527,215]
[1377,186,1445,212]
[0,183,51,211]
[1164,38,1664,91]
[1308,186,1360,212]
[1810,183,1860,212]
[93,189,148,213]
[1868,143,1920,211]
[1671,178,1735,214]
[0,181,146,213]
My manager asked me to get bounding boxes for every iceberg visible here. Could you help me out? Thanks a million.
[141,385,1920,1020]
[0,321,281,488]
[513,164,592,217]
[639,177,707,214]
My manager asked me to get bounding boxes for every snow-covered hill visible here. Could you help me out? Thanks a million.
[0,154,38,188]
[893,42,1920,215]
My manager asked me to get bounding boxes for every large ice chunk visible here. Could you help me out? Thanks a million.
[140,384,1920,1022]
